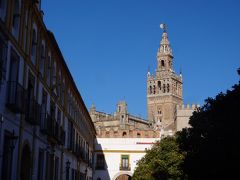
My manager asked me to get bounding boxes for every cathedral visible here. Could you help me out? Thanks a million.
[91,25,198,137]
[91,25,199,180]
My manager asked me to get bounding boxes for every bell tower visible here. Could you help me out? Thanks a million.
[147,24,183,130]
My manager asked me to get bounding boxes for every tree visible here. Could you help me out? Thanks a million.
[177,69,240,179]
[132,137,186,180]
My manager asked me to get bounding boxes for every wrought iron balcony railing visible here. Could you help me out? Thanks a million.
[6,81,26,114]
[25,98,41,125]
[40,112,52,133]
[40,113,65,145]
[119,164,131,171]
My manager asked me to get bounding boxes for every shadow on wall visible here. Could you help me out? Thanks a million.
[94,139,111,180]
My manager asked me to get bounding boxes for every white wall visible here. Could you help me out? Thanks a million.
[94,137,160,180]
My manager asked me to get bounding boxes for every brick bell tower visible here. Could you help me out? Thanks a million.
[147,24,183,130]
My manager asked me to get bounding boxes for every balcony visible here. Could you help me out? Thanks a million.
[119,164,131,171]
[54,122,66,144]
[40,114,65,145]
[40,112,52,133]
[6,81,26,114]
[25,98,41,125]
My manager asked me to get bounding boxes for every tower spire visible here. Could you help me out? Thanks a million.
[147,24,183,130]
[157,23,173,72]
[159,23,172,56]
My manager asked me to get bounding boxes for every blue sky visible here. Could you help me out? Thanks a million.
[42,0,240,119]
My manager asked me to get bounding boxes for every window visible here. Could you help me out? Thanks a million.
[61,78,65,105]
[71,169,75,180]
[0,0,7,20]
[163,84,166,93]
[40,90,47,130]
[8,49,19,82]
[25,72,37,123]
[6,49,25,113]
[12,0,21,39]
[167,83,170,92]
[161,60,165,67]
[45,151,54,180]
[120,155,130,171]
[31,28,37,64]
[153,85,156,94]
[52,61,56,86]
[149,86,152,94]
[122,132,127,137]
[96,154,105,170]
[0,35,7,86]
[41,90,47,114]
[54,156,59,180]
[57,70,61,97]
[137,133,141,138]
[39,41,45,76]
[1,131,15,180]
[38,148,44,180]
[23,10,29,53]
[67,121,73,150]
[50,100,56,118]
[158,81,161,90]
[72,128,75,152]
[57,108,61,124]
[121,115,124,123]
[46,54,51,86]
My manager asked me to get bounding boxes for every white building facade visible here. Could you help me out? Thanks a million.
[94,138,160,180]
[0,1,96,180]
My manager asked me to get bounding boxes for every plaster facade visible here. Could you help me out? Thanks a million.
[0,1,95,180]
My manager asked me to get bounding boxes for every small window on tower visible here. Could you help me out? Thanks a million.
[161,60,165,67]
[167,84,170,92]
[163,84,166,93]
[122,132,127,137]
[158,81,161,90]
[153,85,156,94]
[149,86,152,94]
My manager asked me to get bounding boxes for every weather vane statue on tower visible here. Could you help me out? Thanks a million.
[160,23,167,32]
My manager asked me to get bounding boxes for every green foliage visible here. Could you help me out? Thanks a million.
[133,69,240,180]
[177,69,240,179]
[132,137,186,180]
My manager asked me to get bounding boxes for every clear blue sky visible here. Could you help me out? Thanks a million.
[42,0,240,119]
